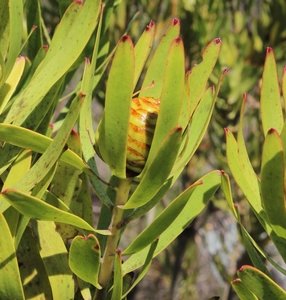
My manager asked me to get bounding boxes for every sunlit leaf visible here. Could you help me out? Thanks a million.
[69,234,101,289]
[260,47,283,136]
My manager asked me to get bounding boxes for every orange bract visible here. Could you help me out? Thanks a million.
[126,97,160,173]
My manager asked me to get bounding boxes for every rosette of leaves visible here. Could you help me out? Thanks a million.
[223,47,286,298]
[92,17,223,298]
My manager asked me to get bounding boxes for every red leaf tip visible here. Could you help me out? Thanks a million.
[146,20,155,31]
[31,25,38,31]
[238,265,253,272]
[175,36,182,44]
[42,44,49,52]
[85,57,91,64]
[74,0,84,4]
[283,65,286,73]
[268,128,278,134]
[172,18,180,26]
[243,93,247,102]
[121,34,130,42]
[223,67,230,75]
[214,37,222,45]
[266,47,273,54]
[224,127,229,134]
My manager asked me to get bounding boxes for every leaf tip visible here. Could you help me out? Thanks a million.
[85,57,91,64]
[283,65,286,74]
[74,0,84,5]
[174,36,182,44]
[121,34,131,43]
[146,20,155,31]
[31,24,38,32]
[231,278,241,285]
[266,46,273,54]
[268,127,278,135]
[43,44,49,52]
[238,264,253,272]
[224,127,230,135]
[172,17,180,26]
[214,37,222,45]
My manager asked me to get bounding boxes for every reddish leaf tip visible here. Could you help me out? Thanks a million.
[224,127,229,134]
[116,248,122,255]
[172,18,180,26]
[266,47,273,54]
[79,92,86,99]
[121,34,130,42]
[283,65,286,73]
[146,20,155,31]
[74,0,84,4]
[242,93,247,103]
[175,127,183,133]
[1,188,8,195]
[214,37,222,45]
[71,129,79,137]
[268,128,278,135]
[174,36,182,44]
[31,25,38,31]
[42,44,49,52]
[220,169,225,175]
[238,265,253,272]
[223,67,230,75]
[85,57,91,64]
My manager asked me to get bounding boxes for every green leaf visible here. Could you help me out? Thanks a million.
[0,213,24,300]
[15,94,83,192]
[188,38,222,116]
[145,37,185,165]
[111,251,123,300]
[3,0,23,82]
[260,47,283,136]
[123,127,182,209]
[99,35,135,178]
[261,128,286,238]
[173,87,215,179]
[0,56,25,114]
[122,240,158,298]
[5,0,101,126]
[79,10,111,206]
[37,221,74,299]
[237,265,286,299]
[0,124,87,171]
[1,189,110,234]
[283,66,286,113]
[122,170,221,274]
[123,180,201,255]
[69,234,101,289]
[231,279,258,300]
[0,149,31,214]
[134,20,155,88]
[140,18,180,98]
[221,172,269,274]
[225,129,262,215]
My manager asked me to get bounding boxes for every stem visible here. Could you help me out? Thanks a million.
[98,178,131,290]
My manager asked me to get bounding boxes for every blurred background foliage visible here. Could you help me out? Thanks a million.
[38,0,286,299]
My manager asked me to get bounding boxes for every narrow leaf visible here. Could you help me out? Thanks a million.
[124,127,182,209]
[260,47,283,136]
[122,240,158,298]
[0,213,24,300]
[1,189,110,234]
[140,18,180,98]
[0,56,25,114]
[134,20,155,88]
[123,180,201,255]
[0,123,87,171]
[122,171,221,274]
[188,38,222,116]
[5,0,101,126]
[100,35,135,178]
[111,251,123,300]
[146,37,185,165]
[261,128,286,238]
[37,221,74,299]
